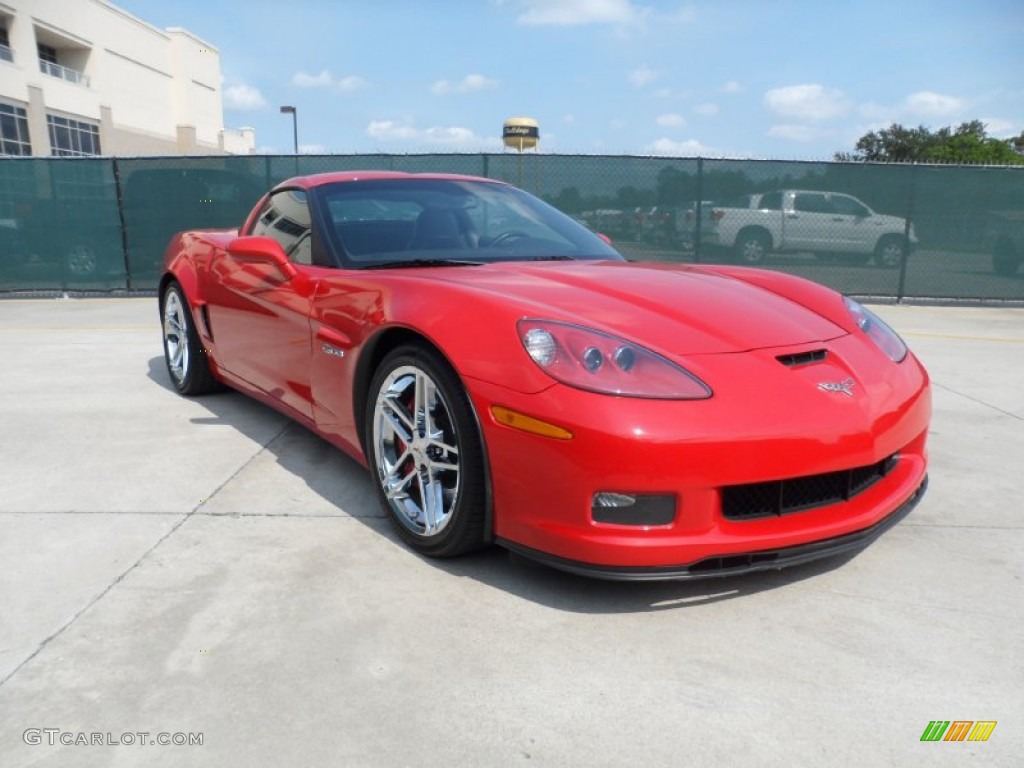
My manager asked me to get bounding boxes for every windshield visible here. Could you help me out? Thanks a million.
[313,178,623,268]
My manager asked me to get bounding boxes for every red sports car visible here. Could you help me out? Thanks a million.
[159,171,930,579]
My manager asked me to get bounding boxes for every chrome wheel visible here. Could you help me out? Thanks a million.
[875,237,904,269]
[373,364,462,538]
[66,243,98,277]
[736,232,769,264]
[163,289,190,385]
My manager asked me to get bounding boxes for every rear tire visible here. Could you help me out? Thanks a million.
[366,344,488,558]
[734,230,770,265]
[161,282,222,395]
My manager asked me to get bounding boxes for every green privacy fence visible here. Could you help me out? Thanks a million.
[1,154,1022,301]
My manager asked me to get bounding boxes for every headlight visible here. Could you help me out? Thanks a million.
[516,318,712,399]
[843,297,907,362]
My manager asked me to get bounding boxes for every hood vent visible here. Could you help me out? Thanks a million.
[776,349,827,367]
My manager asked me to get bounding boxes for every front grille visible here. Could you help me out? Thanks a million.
[722,455,899,520]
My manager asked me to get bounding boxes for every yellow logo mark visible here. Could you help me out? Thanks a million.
[922,720,997,742]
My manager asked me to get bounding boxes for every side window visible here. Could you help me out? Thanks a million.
[250,189,312,265]
[794,193,828,214]
[758,191,783,210]
[831,195,869,217]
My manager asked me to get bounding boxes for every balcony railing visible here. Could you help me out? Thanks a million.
[0,44,13,63]
[39,58,90,87]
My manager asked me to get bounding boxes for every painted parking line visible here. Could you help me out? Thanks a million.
[0,326,155,332]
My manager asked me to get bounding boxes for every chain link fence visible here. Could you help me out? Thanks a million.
[1,154,1021,301]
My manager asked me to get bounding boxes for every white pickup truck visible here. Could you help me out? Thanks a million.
[693,190,916,268]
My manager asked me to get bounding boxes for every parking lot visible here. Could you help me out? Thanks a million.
[0,297,1021,767]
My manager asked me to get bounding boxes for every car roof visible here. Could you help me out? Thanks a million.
[279,171,506,190]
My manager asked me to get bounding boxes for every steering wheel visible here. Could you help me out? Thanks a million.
[488,230,530,248]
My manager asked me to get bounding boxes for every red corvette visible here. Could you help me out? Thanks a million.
[159,171,930,579]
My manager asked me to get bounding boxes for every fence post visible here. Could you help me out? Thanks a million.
[111,157,132,290]
[694,157,704,263]
[895,163,917,302]
[482,153,490,179]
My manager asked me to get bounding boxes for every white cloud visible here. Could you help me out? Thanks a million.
[365,119,502,149]
[981,118,1017,137]
[336,75,367,92]
[904,91,964,118]
[516,0,644,26]
[292,70,332,88]
[291,70,367,92]
[656,113,686,128]
[664,5,697,23]
[629,66,658,87]
[223,84,267,111]
[694,102,719,116]
[431,74,498,95]
[646,137,713,155]
[764,84,851,121]
[563,114,576,124]
[298,144,328,154]
[767,124,817,142]
[723,80,743,94]
[857,91,970,129]
[366,120,420,142]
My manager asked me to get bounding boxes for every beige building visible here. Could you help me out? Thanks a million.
[0,0,254,156]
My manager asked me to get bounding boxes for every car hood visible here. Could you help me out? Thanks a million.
[424,260,848,355]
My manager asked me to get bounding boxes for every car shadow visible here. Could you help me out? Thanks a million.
[147,355,872,614]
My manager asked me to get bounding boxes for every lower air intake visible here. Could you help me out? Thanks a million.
[721,455,899,520]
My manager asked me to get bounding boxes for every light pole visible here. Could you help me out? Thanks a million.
[279,105,298,154]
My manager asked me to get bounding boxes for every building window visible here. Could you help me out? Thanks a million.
[0,103,31,156]
[47,114,101,156]
[38,43,57,64]
[0,26,12,63]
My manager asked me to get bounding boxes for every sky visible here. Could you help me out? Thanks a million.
[113,0,1024,160]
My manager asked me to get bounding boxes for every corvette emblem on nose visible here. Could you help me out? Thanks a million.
[818,378,855,397]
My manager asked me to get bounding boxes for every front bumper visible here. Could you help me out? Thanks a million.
[499,476,927,581]
[466,334,931,572]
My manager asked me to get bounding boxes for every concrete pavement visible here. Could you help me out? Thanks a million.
[0,297,1021,767]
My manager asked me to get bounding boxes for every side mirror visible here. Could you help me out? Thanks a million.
[227,236,297,279]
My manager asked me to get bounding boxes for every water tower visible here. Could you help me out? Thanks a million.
[502,117,540,188]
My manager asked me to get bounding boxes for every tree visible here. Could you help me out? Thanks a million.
[836,121,1024,165]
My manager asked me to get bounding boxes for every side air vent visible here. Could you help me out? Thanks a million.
[776,349,827,367]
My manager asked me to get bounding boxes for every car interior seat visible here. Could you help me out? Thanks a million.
[413,208,466,250]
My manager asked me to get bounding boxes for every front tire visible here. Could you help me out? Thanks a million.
[874,236,905,269]
[161,282,222,395]
[64,240,100,279]
[366,344,487,557]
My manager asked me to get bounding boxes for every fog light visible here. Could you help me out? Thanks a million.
[591,493,676,525]
[594,492,635,508]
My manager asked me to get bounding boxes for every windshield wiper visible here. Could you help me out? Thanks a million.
[519,254,577,262]
[362,258,487,270]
